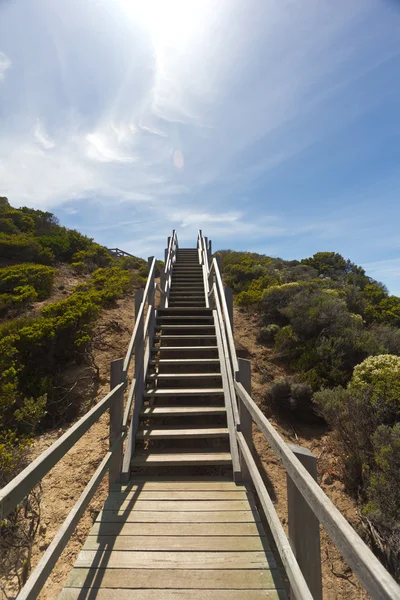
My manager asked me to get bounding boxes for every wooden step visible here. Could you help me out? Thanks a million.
[131,451,232,466]
[155,325,215,330]
[136,427,229,439]
[158,308,212,314]
[144,388,224,397]
[140,406,226,417]
[154,335,216,340]
[147,373,221,381]
[151,346,218,352]
[149,358,220,365]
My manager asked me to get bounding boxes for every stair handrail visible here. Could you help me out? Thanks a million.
[164,229,178,306]
[197,229,210,308]
[121,232,179,477]
[198,232,400,600]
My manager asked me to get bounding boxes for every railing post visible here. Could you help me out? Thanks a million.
[224,287,234,332]
[109,357,124,485]
[238,358,253,482]
[133,288,145,440]
[287,444,322,600]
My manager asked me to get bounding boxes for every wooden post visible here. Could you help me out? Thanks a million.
[224,287,234,332]
[164,247,168,263]
[238,358,252,482]
[287,444,322,600]
[109,358,124,485]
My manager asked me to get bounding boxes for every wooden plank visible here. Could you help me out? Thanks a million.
[75,550,276,570]
[102,499,254,512]
[235,382,400,600]
[130,453,232,467]
[65,568,283,590]
[110,480,241,491]
[287,444,322,600]
[136,427,228,439]
[59,589,286,600]
[144,388,224,396]
[108,490,249,500]
[141,406,225,416]
[82,535,271,552]
[89,522,264,537]
[109,358,124,485]
[96,510,260,523]
[0,383,124,519]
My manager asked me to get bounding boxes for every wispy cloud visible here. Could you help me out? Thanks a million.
[0,51,11,81]
[33,120,55,149]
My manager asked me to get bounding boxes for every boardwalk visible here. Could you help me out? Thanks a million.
[59,478,286,599]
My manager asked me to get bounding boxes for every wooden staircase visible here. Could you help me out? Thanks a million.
[132,248,232,471]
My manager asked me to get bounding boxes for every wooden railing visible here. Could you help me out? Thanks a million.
[0,232,178,600]
[197,230,400,600]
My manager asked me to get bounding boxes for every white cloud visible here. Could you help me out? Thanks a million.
[33,120,55,149]
[0,51,11,81]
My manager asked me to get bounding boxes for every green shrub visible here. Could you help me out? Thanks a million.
[72,244,112,271]
[70,261,87,275]
[0,264,56,299]
[274,325,299,356]
[367,424,400,523]
[258,324,280,343]
[0,234,54,264]
[265,378,315,421]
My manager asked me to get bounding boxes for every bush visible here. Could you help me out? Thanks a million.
[72,244,112,271]
[258,324,280,344]
[261,283,303,325]
[367,424,400,523]
[70,261,87,275]
[0,234,54,264]
[349,355,400,419]
[0,264,56,299]
[266,378,315,421]
[274,325,299,356]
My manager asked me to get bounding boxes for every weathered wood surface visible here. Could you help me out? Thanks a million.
[102,498,255,512]
[95,510,261,523]
[89,522,264,536]
[75,550,276,569]
[59,589,286,599]
[60,477,285,599]
[107,490,250,500]
[82,535,270,551]
[64,568,284,590]
[287,444,322,600]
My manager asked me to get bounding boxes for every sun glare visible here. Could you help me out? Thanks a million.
[118,0,210,45]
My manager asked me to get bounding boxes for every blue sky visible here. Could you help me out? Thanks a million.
[1,0,400,292]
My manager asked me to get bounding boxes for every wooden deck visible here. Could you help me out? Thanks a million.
[58,478,287,599]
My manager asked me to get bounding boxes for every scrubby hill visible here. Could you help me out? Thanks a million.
[0,198,147,590]
[218,249,400,579]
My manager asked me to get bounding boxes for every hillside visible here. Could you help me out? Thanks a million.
[218,249,400,580]
[0,197,147,594]
[1,204,399,597]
